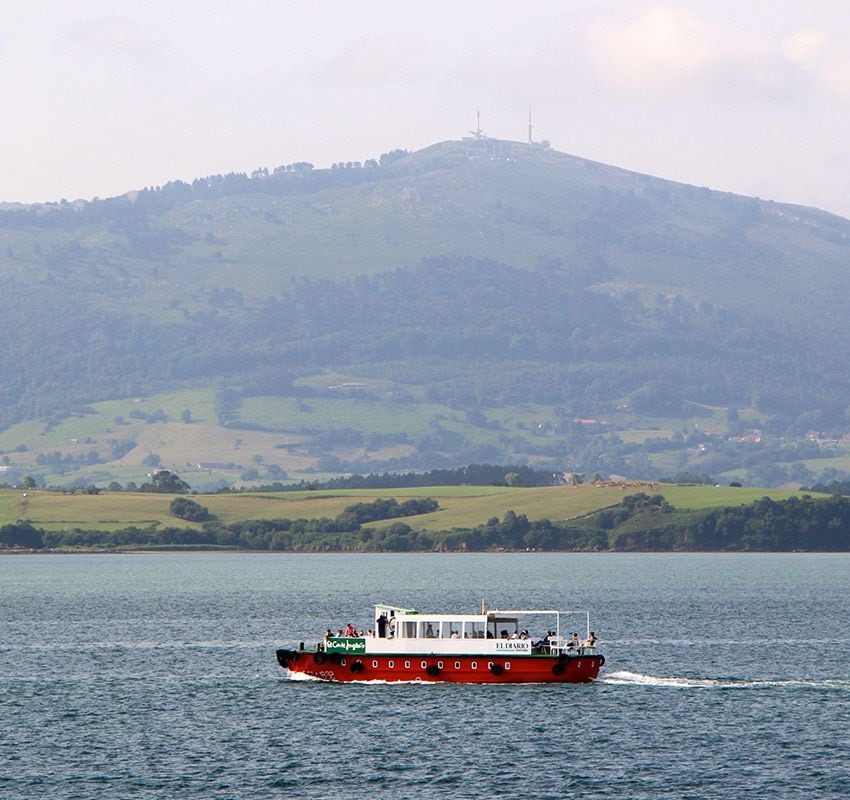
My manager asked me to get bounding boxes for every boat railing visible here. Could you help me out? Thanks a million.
[540,640,600,657]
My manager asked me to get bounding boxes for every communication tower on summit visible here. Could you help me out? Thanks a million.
[527,109,550,150]
[468,109,486,140]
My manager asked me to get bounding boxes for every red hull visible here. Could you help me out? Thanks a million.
[277,650,603,683]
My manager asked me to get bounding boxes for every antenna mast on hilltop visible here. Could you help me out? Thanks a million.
[526,110,550,149]
[469,109,485,140]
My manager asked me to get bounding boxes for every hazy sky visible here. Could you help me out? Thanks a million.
[4,1,850,217]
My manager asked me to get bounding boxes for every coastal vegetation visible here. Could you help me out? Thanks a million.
[2,483,846,552]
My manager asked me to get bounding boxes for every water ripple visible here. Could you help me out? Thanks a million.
[601,669,850,690]
[1,552,849,800]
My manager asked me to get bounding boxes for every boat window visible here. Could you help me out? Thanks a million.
[401,621,416,639]
[463,621,483,638]
[404,661,411,669]
[471,661,478,670]
[421,621,438,638]
[454,661,461,670]
[388,660,395,669]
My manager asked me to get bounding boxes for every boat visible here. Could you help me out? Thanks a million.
[275,602,604,683]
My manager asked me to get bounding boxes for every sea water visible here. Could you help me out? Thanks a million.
[1,552,848,799]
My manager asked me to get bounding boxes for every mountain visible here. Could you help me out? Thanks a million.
[2,138,850,488]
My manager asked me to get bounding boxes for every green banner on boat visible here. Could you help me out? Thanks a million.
[326,637,366,654]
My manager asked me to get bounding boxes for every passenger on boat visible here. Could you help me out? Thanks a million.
[500,630,509,639]
[582,632,598,648]
[345,623,356,636]
[570,633,580,649]
[377,613,388,638]
[425,623,436,638]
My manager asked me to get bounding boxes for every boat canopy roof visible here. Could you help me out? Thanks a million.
[374,604,588,625]
[375,604,418,616]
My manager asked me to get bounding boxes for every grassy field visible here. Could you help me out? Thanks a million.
[0,484,821,534]
[651,485,807,509]
[239,395,449,436]
[3,378,847,496]
[0,388,220,452]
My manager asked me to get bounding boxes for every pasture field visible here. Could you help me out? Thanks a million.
[3,381,845,497]
[238,395,446,437]
[649,485,808,509]
[0,388,220,453]
[9,492,179,532]
[94,388,219,426]
[0,484,821,535]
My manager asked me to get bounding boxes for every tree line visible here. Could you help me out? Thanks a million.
[3,494,849,552]
[267,464,561,491]
[0,496,439,551]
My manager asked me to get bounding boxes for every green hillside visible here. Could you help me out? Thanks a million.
[0,483,813,534]
[3,138,850,489]
[5,482,845,553]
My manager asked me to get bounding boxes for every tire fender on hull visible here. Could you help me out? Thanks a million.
[276,649,300,669]
[552,653,570,676]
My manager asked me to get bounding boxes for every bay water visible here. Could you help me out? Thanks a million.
[1,552,848,799]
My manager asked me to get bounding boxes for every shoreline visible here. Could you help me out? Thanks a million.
[2,547,847,556]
